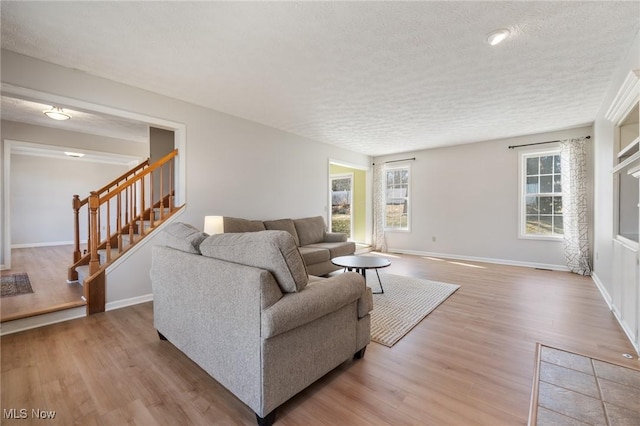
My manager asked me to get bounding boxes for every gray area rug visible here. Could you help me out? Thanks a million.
[1,273,34,297]
[529,344,640,425]
[370,273,460,347]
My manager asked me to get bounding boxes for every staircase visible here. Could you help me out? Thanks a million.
[68,149,182,315]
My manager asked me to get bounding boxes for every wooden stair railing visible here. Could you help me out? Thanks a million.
[68,149,181,315]
[70,158,150,269]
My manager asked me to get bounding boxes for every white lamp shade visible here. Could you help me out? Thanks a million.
[204,215,224,235]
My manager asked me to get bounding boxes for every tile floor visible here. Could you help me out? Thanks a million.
[534,346,640,425]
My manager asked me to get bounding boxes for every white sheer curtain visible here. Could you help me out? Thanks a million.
[560,137,591,275]
[372,163,388,252]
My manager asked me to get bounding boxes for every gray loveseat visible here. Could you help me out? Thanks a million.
[220,216,355,276]
[150,223,372,425]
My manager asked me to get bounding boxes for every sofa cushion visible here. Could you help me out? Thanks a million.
[324,232,348,243]
[305,241,356,259]
[293,216,326,246]
[298,246,331,266]
[160,222,208,254]
[223,217,266,233]
[200,230,308,293]
[263,219,300,246]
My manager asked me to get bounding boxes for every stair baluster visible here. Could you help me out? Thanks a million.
[88,192,100,276]
[68,149,180,315]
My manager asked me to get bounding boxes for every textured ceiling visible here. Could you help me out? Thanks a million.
[1,1,639,156]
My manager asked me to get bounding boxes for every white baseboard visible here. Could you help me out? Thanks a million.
[0,306,86,336]
[591,272,612,309]
[618,317,640,356]
[387,248,569,271]
[106,293,153,311]
[611,307,640,356]
[11,240,87,249]
[591,272,639,356]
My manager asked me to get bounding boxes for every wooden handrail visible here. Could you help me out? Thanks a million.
[98,150,177,204]
[95,158,150,195]
[69,149,181,313]
[75,158,151,208]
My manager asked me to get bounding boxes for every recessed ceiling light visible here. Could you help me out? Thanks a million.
[486,29,511,46]
[43,106,71,121]
[64,152,85,158]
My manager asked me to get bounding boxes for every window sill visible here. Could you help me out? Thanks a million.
[518,234,563,242]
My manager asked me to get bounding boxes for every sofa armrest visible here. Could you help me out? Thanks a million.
[358,287,373,318]
[324,232,347,243]
[261,272,365,338]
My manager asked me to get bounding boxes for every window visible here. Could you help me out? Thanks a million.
[520,150,563,239]
[384,165,410,230]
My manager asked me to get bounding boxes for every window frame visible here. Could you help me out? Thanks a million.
[383,163,411,232]
[518,148,564,241]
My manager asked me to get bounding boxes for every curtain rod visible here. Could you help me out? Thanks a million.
[508,135,590,149]
[372,157,416,166]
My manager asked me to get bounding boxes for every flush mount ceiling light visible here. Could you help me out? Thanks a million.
[64,151,85,158]
[486,29,511,46]
[43,106,71,121]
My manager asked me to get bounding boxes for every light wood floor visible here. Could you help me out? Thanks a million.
[1,245,84,322]
[1,253,638,425]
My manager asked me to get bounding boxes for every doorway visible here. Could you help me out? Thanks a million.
[330,174,353,239]
[329,162,368,244]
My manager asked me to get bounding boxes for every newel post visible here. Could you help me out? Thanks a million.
[68,195,82,282]
[88,191,100,275]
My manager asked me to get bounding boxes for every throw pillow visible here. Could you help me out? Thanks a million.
[293,216,326,246]
[200,230,308,293]
[263,218,300,246]
[222,217,267,233]
[161,222,208,254]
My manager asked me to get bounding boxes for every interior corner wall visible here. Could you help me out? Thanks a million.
[1,50,371,302]
[592,30,640,296]
[373,125,594,269]
[149,127,174,204]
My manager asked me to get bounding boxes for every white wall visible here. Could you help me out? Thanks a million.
[0,50,371,304]
[10,153,129,245]
[374,126,593,269]
[592,30,640,297]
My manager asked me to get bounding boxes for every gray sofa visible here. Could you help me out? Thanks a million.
[220,216,355,276]
[150,223,372,426]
